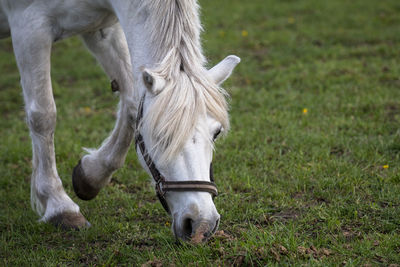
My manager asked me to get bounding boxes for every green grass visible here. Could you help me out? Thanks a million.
[1,0,400,265]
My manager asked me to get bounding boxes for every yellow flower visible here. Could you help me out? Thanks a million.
[383,164,389,169]
[165,221,170,226]
[82,106,92,115]
[288,17,295,24]
[241,30,248,37]
[303,108,308,115]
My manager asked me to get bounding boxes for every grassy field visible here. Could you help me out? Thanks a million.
[1,0,400,265]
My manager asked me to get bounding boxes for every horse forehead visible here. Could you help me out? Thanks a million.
[204,115,222,130]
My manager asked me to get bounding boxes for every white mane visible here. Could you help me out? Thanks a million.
[139,0,230,164]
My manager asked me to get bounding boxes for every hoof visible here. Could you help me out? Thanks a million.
[48,211,91,230]
[72,160,100,200]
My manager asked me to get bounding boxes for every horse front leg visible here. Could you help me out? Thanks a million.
[10,19,89,228]
[73,24,136,200]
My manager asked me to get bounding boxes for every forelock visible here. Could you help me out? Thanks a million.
[141,56,229,164]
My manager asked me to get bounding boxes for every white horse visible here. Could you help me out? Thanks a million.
[1,0,239,242]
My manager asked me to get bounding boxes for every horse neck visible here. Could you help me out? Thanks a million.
[108,0,204,95]
[109,1,156,90]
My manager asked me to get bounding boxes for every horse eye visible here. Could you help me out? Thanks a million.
[213,129,221,140]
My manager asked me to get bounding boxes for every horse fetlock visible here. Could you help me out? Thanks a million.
[72,159,101,200]
[39,191,81,224]
[31,173,65,215]
[30,183,47,216]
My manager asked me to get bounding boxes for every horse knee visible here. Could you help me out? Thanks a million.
[26,106,56,135]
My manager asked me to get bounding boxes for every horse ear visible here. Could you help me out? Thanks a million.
[208,55,240,85]
[142,69,165,95]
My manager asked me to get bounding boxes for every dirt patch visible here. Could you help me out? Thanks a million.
[270,209,301,221]
[330,146,347,157]
[328,68,356,77]
[78,253,100,265]
[250,243,333,263]
[268,244,289,262]
[297,245,332,259]
[232,253,246,267]
[341,225,362,241]
[141,259,163,267]
[379,76,400,87]
[232,183,252,193]
[110,177,156,202]
[125,184,146,194]
[247,208,303,229]
[312,40,323,47]
[125,238,157,251]
[135,210,166,224]
[291,191,330,206]
[213,230,236,241]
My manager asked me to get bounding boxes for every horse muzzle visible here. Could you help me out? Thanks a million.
[173,211,220,243]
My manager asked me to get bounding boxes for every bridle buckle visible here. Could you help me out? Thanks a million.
[155,177,166,197]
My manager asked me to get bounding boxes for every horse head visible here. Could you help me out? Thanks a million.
[136,55,240,242]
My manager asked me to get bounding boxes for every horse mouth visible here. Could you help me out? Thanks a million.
[210,218,219,236]
[200,218,219,242]
[190,218,220,244]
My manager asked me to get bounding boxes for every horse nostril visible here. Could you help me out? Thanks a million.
[182,218,193,239]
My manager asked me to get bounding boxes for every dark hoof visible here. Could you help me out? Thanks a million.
[72,160,100,201]
[48,211,91,230]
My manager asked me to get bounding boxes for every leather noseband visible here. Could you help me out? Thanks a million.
[134,93,218,214]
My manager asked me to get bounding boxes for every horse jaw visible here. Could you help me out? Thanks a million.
[208,55,240,85]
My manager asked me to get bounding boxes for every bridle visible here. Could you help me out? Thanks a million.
[134,93,218,214]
